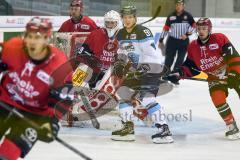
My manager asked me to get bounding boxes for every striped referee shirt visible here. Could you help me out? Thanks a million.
[159,10,196,42]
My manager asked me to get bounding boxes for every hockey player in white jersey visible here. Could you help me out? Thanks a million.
[111,5,174,144]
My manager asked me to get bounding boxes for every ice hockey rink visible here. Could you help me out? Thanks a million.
[26,79,240,160]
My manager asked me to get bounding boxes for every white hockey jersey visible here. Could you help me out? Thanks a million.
[116,24,162,73]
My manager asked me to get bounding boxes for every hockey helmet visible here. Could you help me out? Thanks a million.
[104,10,121,38]
[175,0,185,4]
[26,17,52,37]
[70,0,83,8]
[120,5,137,17]
[196,17,212,33]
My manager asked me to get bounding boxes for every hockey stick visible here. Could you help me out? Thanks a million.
[0,101,92,160]
[139,5,161,25]
[78,90,100,129]
[184,77,227,84]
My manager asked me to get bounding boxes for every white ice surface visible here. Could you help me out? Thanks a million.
[25,80,240,160]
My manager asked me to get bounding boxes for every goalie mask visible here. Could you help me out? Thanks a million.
[104,10,121,38]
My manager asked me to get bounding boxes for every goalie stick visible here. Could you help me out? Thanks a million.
[78,89,100,129]
[0,101,92,160]
[139,5,161,25]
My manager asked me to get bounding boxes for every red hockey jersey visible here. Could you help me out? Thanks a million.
[0,38,68,117]
[183,33,240,77]
[58,16,98,32]
[84,28,118,71]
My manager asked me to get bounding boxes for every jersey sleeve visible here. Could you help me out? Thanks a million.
[139,27,162,65]
[181,57,201,77]
[159,16,171,43]
[218,33,240,69]
[58,21,67,32]
[180,44,201,77]
[187,13,196,35]
[76,32,94,56]
[90,20,98,31]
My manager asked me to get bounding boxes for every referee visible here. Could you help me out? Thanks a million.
[159,0,195,83]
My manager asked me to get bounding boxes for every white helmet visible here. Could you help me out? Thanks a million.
[104,10,121,38]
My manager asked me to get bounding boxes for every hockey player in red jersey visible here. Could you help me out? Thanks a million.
[76,10,121,88]
[58,0,98,32]
[0,17,71,159]
[166,17,240,140]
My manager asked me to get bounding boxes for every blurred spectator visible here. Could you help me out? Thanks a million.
[0,0,14,15]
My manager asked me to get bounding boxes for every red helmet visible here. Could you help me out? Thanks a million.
[70,0,83,8]
[196,17,212,33]
[26,17,52,37]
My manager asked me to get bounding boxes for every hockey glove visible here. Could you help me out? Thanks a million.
[227,70,240,89]
[38,117,60,143]
[50,83,75,103]
[113,60,126,78]
[163,68,182,85]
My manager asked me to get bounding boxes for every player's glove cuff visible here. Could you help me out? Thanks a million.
[227,70,240,88]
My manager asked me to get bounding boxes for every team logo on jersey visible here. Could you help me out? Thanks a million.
[21,61,35,77]
[36,70,51,85]
[184,15,188,20]
[104,41,118,52]
[130,34,137,40]
[120,42,135,52]
[200,46,208,58]
[170,16,176,21]
[209,43,219,50]
[80,24,90,30]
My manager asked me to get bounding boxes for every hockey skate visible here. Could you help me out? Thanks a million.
[225,121,240,140]
[151,123,174,144]
[111,121,135,141]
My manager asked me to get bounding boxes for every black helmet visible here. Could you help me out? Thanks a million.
[120,5,137,16]
[175,0,185,4]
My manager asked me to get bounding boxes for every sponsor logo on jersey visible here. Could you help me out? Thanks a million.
[170,16,176,21]
[72,68,88,87]
[36,70,51,85]
[25,128,37,142]
[80,24,90,30]
[200,56,224,71]
[8,72,40,99]
[209,43,219,50]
